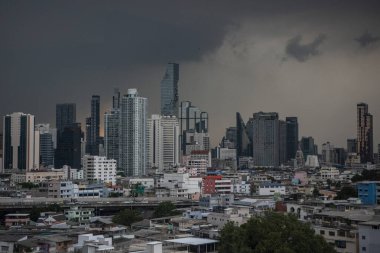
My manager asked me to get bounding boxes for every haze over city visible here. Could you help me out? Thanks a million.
[1,0,380,146]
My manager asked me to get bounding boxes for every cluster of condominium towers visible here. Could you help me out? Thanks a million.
[1,62,375,174]
[1,63,209,176]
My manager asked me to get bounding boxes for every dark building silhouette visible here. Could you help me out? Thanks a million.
[88,95,100,155]
[236,113,251,161]
[54,123,82,169]
[279,120,287,165]
[347,138,357,153]
[286,117,298,161]
[300,136,316,161]
[56,103,76,135]
[357,103,373,163]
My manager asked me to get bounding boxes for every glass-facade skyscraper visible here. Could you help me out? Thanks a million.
[252,112,279,167]
[286,117,298,161]
[56,103,76,135]
[161,63,179,117]
[88,95,100,155]
[104,89,121,166]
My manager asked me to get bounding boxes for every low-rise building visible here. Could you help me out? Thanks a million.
[5,214,30,228]
[83,155,117,185]
[357,181,380,205]
[64,206,94,224]
[26,169,66,183]
[256,183,286,196]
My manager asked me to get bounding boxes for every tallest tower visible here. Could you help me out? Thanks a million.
[357,103,373,163]
[160,63,179,117]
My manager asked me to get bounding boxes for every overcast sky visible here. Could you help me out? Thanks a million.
[1,0,380,148]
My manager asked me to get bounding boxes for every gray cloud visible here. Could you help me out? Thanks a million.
[355,32,380,47]
[285,34,326,62]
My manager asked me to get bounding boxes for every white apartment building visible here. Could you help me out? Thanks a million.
[187,159,208,176]
[320,166,340,180]
[83,155,117,185]
[257,183,286,196]
[147,114,180,171]
[233,181,251,194]
[359,217,380,253]
[157,173,202,198]
[207,206,251,229]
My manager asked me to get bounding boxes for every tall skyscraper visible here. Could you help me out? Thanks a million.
[56,103,76,135]
[87,95,100,155]
[35,124,56,167]
[286,117,298,161]
[119,89,147,176]
[104,89,121,165]
[179,101,208,154]
[236,113,251,160]
[252,112,279,167]
[347,138,357,153]
[357,103,373,163]
[54,123,82,169]
[279,120,287,165]
[3,112,39,171]
[161,63,179,116]
[300,136,316,160]
[147,115,180,171]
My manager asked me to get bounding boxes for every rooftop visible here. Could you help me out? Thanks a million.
[165,237,218,246]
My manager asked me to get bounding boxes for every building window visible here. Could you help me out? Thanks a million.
[320,230,325,235]
[362,247,366,251]
[328,231,335,236]
[362,235,366,240]
[335,240,346,249]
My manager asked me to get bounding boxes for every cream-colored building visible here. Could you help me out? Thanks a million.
[26,170,66,183]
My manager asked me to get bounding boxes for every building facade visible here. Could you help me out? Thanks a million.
[161,63,179,117]
[83,155,117,185]
[147,114,180,171]
[357,103,373,163]
[3,112,39,171]
[119,89,147,176]
[252,112,279,167]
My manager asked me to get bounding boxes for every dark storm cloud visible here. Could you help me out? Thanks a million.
[285,34,327,62]
[355,32,380,47]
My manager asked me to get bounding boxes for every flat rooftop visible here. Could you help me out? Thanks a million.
[165,237,218,246]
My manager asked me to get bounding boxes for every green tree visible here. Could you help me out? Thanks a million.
[29,206,42,222]
[334,186,357,200]
[112,209,143,226]
[153,201,180,218]
[219,212,337,253]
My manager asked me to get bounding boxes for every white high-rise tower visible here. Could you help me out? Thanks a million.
[119,89,147,176]
[147,114,180,171]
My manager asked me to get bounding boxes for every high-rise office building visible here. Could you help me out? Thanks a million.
[119,89,147,176]
[85,117,91,154]
[3,112,39,171]
[179,101,208,154]
[252,112,279,167]
[236,113,251,161]
[279,120,287,165]
[88,95,100,155]
[286,117,298,161]
[347,138,357,153]
[112,88,121,109]
[54,123,82,169]
[300,136,316,160]
[161,63,179,116]
[147,115,180,171]
[104,89,121,165]
[357,103,373,163]
[322,142,335,164]
[35,124,56,167]
[56,103,76,135]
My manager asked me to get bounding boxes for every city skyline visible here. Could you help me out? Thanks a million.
[1,1,380,148]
